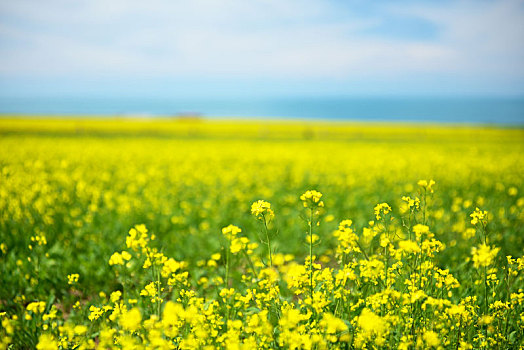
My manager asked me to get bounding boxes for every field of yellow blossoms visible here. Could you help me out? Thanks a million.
[0,117,523,349]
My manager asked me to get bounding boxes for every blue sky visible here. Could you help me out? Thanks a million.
[0,0,523,98]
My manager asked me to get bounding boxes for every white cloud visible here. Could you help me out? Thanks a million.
[0,0,523,88]
[390,0,524,75]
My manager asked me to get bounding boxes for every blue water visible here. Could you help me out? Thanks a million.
[0,96,523,124]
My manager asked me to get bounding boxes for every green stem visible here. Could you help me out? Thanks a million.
[455,319,462,350]
[384,245,389,288]
[309,208,314,298]
[225,240,231,287]
[157,267,162,317]
[422,188,427,225]
[384,217,390,289]
[241,248,258,280]
[123,264,127,303]
[504,271,512,346]
[483,266,488,315]
[263,216,272,268]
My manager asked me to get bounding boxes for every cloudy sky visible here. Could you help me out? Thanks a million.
[0,0,523,98]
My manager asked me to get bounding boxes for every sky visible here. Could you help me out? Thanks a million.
[0,0,524,98]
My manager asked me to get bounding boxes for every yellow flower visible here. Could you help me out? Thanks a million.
[121,250,132,261]
[418,179,436,193]
[222,224,241,240]
[26,301,46,314]
[42,308,57,321]
[36,334,58,350]
[88,305,103,321]
[110,291,122,303]
[374,203,391,220]
[120,308,142,332]
[279,307,310,329]
[401,196,420,210]
[109,252,124,266]
[67,273,79,285]
[357,308,386,336]
[471,244,500,268]
[413,224,429,238]
[398,240,419,254]
[306,234,319,244]
[230,237,249,254]
[126,224,150,252]
[74,325,88,335]
[251,200,274,220]
[470,207,488,225]
[462,228,476,240]
[479,315,494,325]
[320,312,348,334]
[141,282,157,297]
[30,234,47,246]
[423,330,440,347]
[300,190,324,208]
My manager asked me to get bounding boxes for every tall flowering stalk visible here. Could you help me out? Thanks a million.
[300,190,324,298]
[417,179,435,225]
[470,208,499,316]
[251,200,275,267]
[221,224,242,286]
[374,202,392,288]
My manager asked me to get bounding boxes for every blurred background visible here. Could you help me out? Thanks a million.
[0,0,523,123]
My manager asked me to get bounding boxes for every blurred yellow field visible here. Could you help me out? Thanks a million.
[1,118,523,349]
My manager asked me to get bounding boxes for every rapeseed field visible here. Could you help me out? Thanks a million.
[0,118,523,349]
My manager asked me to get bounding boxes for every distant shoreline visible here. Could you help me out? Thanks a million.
[0,96,523,125]
[0,114,523,128]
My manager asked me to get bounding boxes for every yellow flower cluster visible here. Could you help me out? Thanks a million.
[333,219,360,257]
[471,244,500,268]
[250,200,274,221]
[417,179,436,193]
[26,301,46,314]
[221,224,242,240]
[30,233,47,247]
[67,273,79,285]
[373,202,392,220]
[126,224,152,253]
[109,250,132,266]
[300,190,324,208]
[470,207,488,226]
